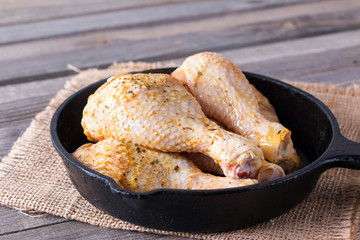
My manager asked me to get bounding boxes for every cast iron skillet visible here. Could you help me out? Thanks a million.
[50,68,360,233]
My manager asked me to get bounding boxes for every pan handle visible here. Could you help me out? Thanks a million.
[317,134,360,170]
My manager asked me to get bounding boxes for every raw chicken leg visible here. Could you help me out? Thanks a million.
[82,73,265,179]
[73,138,257,192]
[250,85,279,123]
[184,152,284,182]
[172,52,300,173]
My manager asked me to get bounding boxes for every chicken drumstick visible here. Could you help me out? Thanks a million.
[73,138,257,192]
[82,73,268,179]
[172,52,300,173]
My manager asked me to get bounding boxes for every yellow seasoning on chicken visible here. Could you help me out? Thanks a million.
[81,73,282,180]
[172,52,300,173]
[72,138,257,192]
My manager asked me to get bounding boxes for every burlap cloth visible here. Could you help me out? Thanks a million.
[0,62,359,239]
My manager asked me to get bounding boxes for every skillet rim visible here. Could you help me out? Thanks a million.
[50,68,340,198]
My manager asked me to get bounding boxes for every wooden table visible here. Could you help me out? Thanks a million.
[0,0,359,239]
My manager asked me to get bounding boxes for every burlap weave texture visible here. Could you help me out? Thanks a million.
[0,62,359,239]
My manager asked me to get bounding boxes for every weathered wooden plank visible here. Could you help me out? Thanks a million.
[0,0,63,10]
[0,77,69,158]
[0,33,358,105]
[0,0,106,10]
[0,206,68,235]
[0,0,193,26]
[168,29,360,70]
[238,46,360,85]
[292,65,360,84]
[217,32,360,68]
[0,219,190,240]
[0,0,323,45]
[1,0,357,63]
[1,7,360,85]
[0,205,189,239]
[0,97,56,157]
[0,95,58,128]
[0,77,68,105]
[0,97,51,159]
[0,84,67,157]
[0,121,30,158]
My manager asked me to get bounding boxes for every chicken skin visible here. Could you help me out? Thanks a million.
[250,85,279,123]
[82,73,266,179]
[184,152,284,182]
[172,52,300,173]
[72,138,257,192]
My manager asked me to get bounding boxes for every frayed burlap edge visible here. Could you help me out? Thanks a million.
[0,63,359,240]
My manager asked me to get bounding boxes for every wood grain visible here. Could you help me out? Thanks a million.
[0,212,187,240]
[1,3,360,85]
[2,0,358,62]
[218,30,360,67]
[0,0,193,26]
[0,77,68,105]
[239,46,360,84]
[0,0,314,45]
[0,77,69,158]
[0,206,67,236]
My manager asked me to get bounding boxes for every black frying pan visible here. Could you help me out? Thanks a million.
[50,68,360,232]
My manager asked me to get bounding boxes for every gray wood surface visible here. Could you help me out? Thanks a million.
[0,0,359,239]
[0,0,312,44]
[2,0,360,85]
[0,0,193,26]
